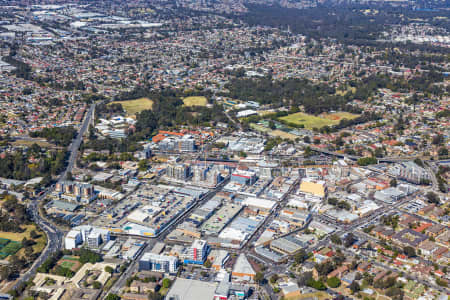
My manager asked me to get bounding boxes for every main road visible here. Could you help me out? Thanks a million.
[11,103,96,291]
[60,103,96,182]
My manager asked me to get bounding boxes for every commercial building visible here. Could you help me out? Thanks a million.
[214,276,248,300]
[94,185,201,237]
[129,281,158,294]
[299,178,326,198]
[308,221,336,236]
[389,161,431,184]
[135,144,152,160]
[374,187,406,203]
[55,181,97,203]
[242,197,276,212]
[103,129,126,138]
[270,235,308,255]
[208,249,230,271]
[219,216,262,244]
[122,240,146,260]
[159,135,196,152]
[254,246,287,263]
[183,239,209,264]
[325,209,359,223]
[192,165,209,182]
[202,204,242,236]
[64,225,110,250]
[231,254,255,282]
[189,198,221,226]
[166,163,191,181]
[87,231,102,248]
[166,278,217,300]
[47,200,79,213]
[280,281,301,299]
[192,165,228,187]
[95,116,135,139]
[231,169,257,185]
[65,230,82,250]
[280,209,312,227]
[139,252,179,273]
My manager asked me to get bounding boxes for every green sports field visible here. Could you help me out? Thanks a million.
[0,224,46,259]
[111,97,154,115]
[279,112,359,129]
[183,96,208,107]
[60,261,75,269]
[0,238,21,259]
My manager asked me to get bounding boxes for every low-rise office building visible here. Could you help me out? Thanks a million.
[139,252,179,273]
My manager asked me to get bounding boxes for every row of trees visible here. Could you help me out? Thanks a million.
[0,148,67,182]
[83,135,142,154]
[357,156,378,166]
[30,127,77,147]
[328,197,351,211]
[225,77,349,114]
[0,195,29,232]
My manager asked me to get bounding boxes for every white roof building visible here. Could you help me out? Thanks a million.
[166,278,217,300]
[242,197,276,211]
[65,230,82,250]
[236,109,257,118]
[219,227,249,242]
[232,254,255,282]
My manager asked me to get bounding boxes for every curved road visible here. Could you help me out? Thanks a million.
[11,103,95,291]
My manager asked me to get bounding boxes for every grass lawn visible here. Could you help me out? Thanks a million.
[250,123,300,140]
[270,129,298,140]
[60,261,75,269]
[56,257,81,272]
[0,225,35,241]
[11,139,53,148]
[279,112,359,129]
[250,123,271,133]
[111,97,154,115]
[182,96,208,107]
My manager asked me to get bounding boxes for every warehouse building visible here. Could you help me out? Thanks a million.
[166,278,217,300]
[299,178,327,198]
[270,235,308,255]
[231,254,255,283]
